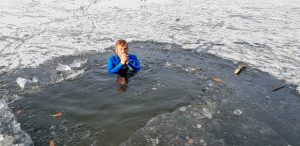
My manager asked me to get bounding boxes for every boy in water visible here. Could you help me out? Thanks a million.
[107,40,141,90]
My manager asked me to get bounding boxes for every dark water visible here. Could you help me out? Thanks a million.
[8,41,300,146]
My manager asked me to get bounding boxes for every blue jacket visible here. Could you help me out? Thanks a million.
[107,54,141,75]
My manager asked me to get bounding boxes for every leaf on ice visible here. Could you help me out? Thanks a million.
[212,77,224,83]
[52,112,62,118]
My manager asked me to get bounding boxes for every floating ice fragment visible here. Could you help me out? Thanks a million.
[179,107,187,112]
[202,108,212,119]
[16,77,28,89]
[56,63,71,71]
[151,138,159,145]
[233,109,243,116]
[65,69,85,79]
[164,44,172,50]
[152,87,157,90]
[30,76,38,83]
[197,124,202,129]
[69,59,87,68]
[165,62,172,67]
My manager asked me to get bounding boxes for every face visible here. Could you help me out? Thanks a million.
[116,44,129,57]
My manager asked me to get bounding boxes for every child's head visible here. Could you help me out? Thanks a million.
[115,39,128,56]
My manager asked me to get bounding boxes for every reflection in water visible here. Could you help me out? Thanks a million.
[116,65,137,93]
[117,76,128,93]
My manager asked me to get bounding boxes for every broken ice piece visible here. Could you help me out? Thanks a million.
[30,76,38,83]
[233,109,242,116]
[16,77,28,89]
[151,138,159,145]
[56,63,71,71]
[196,124,202,129]
[179,107,187,112]
[69,59,87,68]
[203,108,212,119]
[234,64,247,75]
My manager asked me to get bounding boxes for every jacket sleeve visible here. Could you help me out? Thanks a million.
[128,55,141,71]
[107,57,123,74]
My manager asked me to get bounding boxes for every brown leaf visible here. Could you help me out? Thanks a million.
[212,77,224,83]
[16,109,24,115]
[187,139,194,144]
[53,112,62,118]
[234,64,247,75]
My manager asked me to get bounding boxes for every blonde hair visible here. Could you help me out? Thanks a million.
[115,39,128,51]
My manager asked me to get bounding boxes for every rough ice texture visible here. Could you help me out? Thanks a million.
[0,99,33,146]
[0,0,299,92]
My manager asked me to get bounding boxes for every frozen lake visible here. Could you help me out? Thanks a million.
[0,0,300,145]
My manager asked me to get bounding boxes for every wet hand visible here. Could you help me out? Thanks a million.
[120,54,128,65]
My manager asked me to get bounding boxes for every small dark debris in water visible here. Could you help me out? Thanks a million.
[52,112,63,118]
[176,18,180,21]
[16,109,24,115]
[272,84,286,92]
[234,64,247,75]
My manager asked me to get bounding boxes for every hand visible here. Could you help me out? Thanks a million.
[120,54,128,65]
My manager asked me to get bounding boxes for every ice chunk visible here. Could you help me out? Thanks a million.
[66,69,85,79]
[0,134,3,141]
[28,76,38,83]
[69,59,87,68]
[196,124,202,129]
[16,77,28,89]
[202,108,212,119]
[179,107,187,112]
[56,63,71,71]
[151,138,159,145]
[233,109,242,116]
[165,62,172,67]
